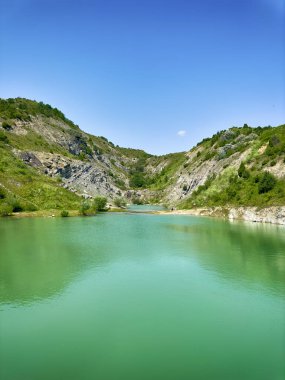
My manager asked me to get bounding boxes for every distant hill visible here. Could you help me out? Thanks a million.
[0,97,284,216]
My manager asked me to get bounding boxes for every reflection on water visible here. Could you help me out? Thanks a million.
[165,218,285,295]
[0,217,109,304]
[0,214,284,305]
[0,213,174,304]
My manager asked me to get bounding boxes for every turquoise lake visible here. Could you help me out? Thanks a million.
[0,210,284,379]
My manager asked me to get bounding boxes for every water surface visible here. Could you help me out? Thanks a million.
[0,211,284,379]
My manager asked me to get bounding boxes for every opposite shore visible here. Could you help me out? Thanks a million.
[156,206,285,226]
[3,205,285,226]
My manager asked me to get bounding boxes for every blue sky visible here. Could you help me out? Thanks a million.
[0,0,284,154]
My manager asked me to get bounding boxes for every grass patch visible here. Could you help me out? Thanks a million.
[0,143,81,216]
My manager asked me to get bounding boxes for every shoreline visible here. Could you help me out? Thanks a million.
[1,207,125,219]
[156,206,285,226]
[2,205,285,226]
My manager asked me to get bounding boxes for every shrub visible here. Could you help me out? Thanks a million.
[114,178,126,189]
[0,187,6,199]
[0,131,9,143]
[25,204,38,211]
[0,203,13,216]
[93,196,107,211]
[238,162,250,179]
[2,121,12,130]
[114,197,126,208]
[257,172,276,194]
[132,197,143,205]
[78,152,86,160]
[269,135,280,147]
[129,173,146,188]
[204,151,216,161]
[10,199,24,212]
[79,201,91,215]
[61,210,69,217]
[84,146,93,156]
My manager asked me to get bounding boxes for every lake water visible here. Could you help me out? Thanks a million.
[0,210,284,380]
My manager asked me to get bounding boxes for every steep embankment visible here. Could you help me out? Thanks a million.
[0,98,284,221]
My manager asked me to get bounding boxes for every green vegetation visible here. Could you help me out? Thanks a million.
[148,153,186,190]
[78,196,107,215]
[60,210,69,217]
[79,200,94,216]
[127,152,186,190]
[2,121,12,130]
[0,98,78,129]
[0,130,9,143]
[129,172,146,188]
[238,162,250,179]
[113,197,127,208]
[257,171,277,194]
[178,123,285,210]
[116,147,151,160]
[7,128,73,156]
[128,157,150,189]
[93,196,107,211]
[131,197,144,205]
[179,168,285,209]
[0,143,81,216]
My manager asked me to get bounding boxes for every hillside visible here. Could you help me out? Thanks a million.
[0,98,284,216]
[167,124,285,208]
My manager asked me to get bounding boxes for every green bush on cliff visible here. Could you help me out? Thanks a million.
[0,131,9,143]
[129,172,146,188]
[238,162,250,179]
[256,172,276,194]
[179,169,284,209]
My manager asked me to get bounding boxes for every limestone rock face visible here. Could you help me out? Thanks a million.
[15,150,124,199]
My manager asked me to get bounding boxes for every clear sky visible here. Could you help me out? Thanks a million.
[0,0,284,154]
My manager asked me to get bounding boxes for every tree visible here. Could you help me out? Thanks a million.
[129,173,145,188]
[79,200,91,215]
[93,196,107,211]
[258,172,276,194]
[238,162,250,179]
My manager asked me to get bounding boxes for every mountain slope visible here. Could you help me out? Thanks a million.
[0,98,284,216]
[164,125,285,208]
